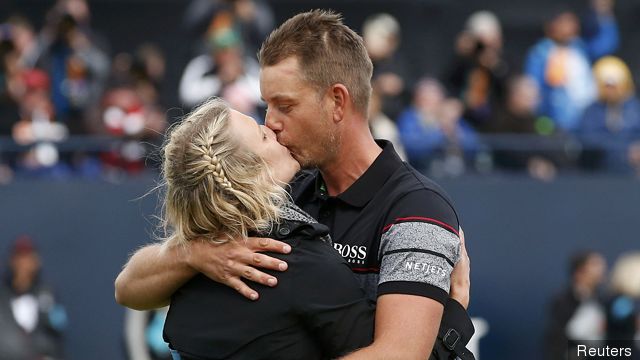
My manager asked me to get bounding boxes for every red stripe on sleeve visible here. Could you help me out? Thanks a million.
[382,217,459,236]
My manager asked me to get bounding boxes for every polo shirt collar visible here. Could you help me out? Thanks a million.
[314,140,403,207]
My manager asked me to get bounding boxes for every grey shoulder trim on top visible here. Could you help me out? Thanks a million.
[280,202,332,244]
[280,202,318,224]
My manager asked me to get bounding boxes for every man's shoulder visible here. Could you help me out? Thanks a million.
[386,163,457,213]
[370,162,461,235]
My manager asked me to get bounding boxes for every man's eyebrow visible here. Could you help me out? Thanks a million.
[263,94,294,103]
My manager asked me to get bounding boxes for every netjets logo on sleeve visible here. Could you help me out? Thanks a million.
[405,261,448,277]
[332,243,368,265]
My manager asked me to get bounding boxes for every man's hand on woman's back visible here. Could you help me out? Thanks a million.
[115,237,292,309]
[186,237,292,300]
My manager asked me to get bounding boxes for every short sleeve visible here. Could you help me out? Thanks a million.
[377,189,461,305]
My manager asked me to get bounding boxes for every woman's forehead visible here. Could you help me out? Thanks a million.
[229,109,257,128]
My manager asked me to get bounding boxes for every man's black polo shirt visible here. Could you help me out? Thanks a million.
[291,140,461,305]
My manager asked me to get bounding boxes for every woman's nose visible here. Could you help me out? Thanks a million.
[262,125,278,140]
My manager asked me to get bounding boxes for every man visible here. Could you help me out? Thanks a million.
[116,10,474,359]
[0,236,67,360]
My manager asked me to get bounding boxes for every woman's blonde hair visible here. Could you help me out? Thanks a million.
[160,98,287,248]
[593,56,635,100]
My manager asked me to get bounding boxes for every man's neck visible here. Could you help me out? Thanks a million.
[319,131,382,196]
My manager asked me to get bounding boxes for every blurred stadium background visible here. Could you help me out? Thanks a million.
[1,0,639,359]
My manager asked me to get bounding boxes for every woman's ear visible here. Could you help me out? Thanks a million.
[330,84,349,123]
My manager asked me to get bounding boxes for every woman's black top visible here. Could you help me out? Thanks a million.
[163,203,375,360]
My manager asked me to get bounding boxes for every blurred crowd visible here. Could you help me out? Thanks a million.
[368,0,639,180]
[545,250,640,360]
[1,0,639,182]
[0,0,169,182]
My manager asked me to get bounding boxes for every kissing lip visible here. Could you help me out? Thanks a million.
[287,148,300,162]
[277,139,293,154]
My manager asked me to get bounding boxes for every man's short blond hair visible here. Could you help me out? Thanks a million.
[258,9,373,116]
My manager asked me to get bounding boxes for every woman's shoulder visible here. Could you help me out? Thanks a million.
[265,202,332,244]
[280,202,319,224]
[289,170,318,197]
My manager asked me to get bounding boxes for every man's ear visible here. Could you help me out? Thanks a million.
[330,84,349,123]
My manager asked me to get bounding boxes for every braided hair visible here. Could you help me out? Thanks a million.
[160,98,287,248]
[198,145,233,190]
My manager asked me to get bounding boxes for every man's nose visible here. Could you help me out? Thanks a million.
[265,110,282,132]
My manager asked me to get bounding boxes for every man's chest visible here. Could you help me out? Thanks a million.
[300,199,384,270]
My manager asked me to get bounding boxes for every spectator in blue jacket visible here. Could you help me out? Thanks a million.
[524,0,618,132]
[397,78,478,175]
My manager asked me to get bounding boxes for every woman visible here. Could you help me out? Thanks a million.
[577,56,640,173]
[159,98,374,360]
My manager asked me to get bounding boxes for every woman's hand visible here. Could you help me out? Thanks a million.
[186,237,292,300]
[450,229,470,309]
